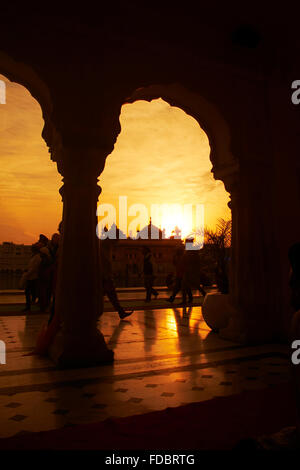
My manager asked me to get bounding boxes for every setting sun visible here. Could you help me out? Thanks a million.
[150,203,200,239]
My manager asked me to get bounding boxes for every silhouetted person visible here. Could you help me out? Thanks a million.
[166,272,174,291]
[143,247,158,302]
[167,247,191,303]
[182,247,206,304]
[47,232,60,325]
[101,238,133,319]
[32,223,62,355]
[22,243,41,313]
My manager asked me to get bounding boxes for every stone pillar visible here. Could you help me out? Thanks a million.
[210,164,247,343]
[48,146,113,367]
[220,162,283,344]
[210,156,283,344]
[219,183,247,343]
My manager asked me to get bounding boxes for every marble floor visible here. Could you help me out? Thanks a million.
[0,306,291,439]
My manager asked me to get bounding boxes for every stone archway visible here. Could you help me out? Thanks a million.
[126,83,238,180]
[0,49,286,367]
[0,51,115,367]
[122,83,241,340]
[113,80,286,345]
[0,9,296,369]
[45,78,244,367]
[0,50,56,152]
[0,50,52,115]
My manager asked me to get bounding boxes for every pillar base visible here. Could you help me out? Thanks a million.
[202,293,247,343]
[48,328,114,369]
[202,293,232,331]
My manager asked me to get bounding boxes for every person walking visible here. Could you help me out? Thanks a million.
[47,232,60,325]
[143,247,158,302]
[181,246,206,305]
[101,238,134,319]
[167,247,188,303]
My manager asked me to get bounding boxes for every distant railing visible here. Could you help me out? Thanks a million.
[0,271,23,290]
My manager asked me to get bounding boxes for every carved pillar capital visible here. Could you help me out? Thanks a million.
[54,145,108,181]
[59,178,102,202]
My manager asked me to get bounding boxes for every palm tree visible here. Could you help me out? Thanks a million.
[205,219,231,294]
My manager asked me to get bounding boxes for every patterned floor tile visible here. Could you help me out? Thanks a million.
[9,414,27,422]
[0,307,290,438]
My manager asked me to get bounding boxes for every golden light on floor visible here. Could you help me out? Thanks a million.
[166,311,178,334]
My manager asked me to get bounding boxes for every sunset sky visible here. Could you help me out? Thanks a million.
[0,74,230,244]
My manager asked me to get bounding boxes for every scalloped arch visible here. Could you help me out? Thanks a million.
[126,83,239,192]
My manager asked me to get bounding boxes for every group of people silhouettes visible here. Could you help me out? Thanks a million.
[22,226,207,357]
[21,230,60,316]
[142,245,207,304]
[22,227,208,327]
[100,241,208,309]
[166,246,207,305]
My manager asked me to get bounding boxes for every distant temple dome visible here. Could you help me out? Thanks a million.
[103,223,127,240]
[138,218,164,240]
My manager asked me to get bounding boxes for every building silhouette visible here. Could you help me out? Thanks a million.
[102,219,183,286]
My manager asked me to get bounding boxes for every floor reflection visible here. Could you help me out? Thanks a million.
[0,307,290,438]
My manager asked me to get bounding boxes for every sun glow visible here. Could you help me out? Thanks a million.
[151,205,195,239]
